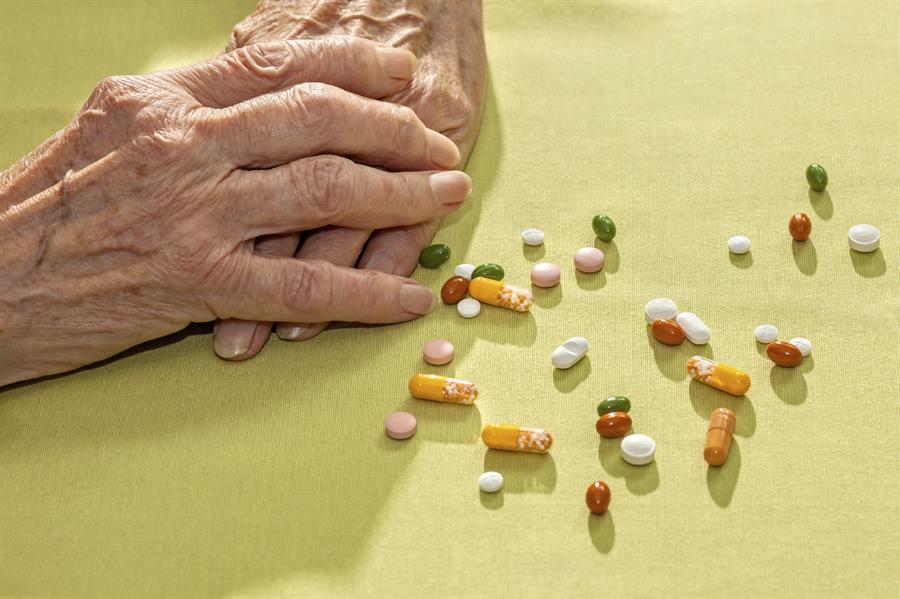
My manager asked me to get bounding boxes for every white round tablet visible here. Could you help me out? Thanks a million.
[620,434,656,466]
[454,263,476,280]
[521,228,545,246]
[848,224,880,253]
[727,235,751,254]
[644,298,678,324]
[457,298,481,318]
[789,337,812,357]
[754,324,778,344]
[479,471,504,493]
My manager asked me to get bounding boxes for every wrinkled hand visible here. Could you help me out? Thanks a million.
[0,38,472,386]
[213,0,486,359]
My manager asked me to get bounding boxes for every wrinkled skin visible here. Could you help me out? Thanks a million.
[213,0,486,359]
[0,38,475,386]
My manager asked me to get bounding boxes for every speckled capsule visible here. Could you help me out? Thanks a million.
[766,340,803,368]
[482,424,553,454]
[686,356,751,396]
[468,277,533,312]
[595,411,632,438]
[409,374,477,404]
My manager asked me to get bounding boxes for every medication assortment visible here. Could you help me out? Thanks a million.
[398,164,881,517]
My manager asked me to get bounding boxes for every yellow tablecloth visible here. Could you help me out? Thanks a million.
[1,1,898,597]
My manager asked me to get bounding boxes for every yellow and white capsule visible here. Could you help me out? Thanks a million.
[481,424,553,454]
[409,374,478,405]
[686,356,751,396]
[468,277,533,312]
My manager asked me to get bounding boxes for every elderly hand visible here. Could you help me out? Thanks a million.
[0,38,472,386]
[212,0,486,359]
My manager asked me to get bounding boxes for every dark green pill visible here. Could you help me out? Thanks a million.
[471,263,504,281]
[597,396,630,416]
[592,214,617,242]
[418,244,451,268]
[805,164,828,192]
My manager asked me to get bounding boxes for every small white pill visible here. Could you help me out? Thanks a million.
[479,471,504,493]
[848,224,880,253]
[620,434,656,466]
[551,336,589,369]
[675,312,710,345]
[644,298,678,324]
[457,298,481,318]
[754,324,778,343]
[521,228,545,246]
[789,337,812,357]
[454,263,476,280]
[727,235,751,254]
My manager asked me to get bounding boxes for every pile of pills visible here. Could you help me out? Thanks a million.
[754,324,812,368]
[645,298,711,346]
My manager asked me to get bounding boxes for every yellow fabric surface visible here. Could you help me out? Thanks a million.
[1,1,898,597]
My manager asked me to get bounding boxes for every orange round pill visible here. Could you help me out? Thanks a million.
[595,411,632,438]
[789,212,812,241]
[651,319,685,346]
[585,481,611,514]
[766,340,803,368]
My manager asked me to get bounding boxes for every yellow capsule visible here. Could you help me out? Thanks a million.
[481,424,553,454]
[686,356,751,396]
[468,277,533,312]
[408,374,478,405]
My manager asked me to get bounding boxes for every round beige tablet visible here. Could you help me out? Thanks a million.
[423,339,455,365]
[385,412,417,440]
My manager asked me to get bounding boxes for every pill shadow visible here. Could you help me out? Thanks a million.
[399,397,483,444]
[482,450,557,493]
[479,490,504,510]
[552,356,591,393]
[587,512,615,553]
[646,327,714,382]
[522,244,545,262]
[598,439,660,495]
[575,269,606,290]
[801,354,815,374]
[791,239,817,276]
[533,284,562,309]
[809,189,833,220]
[707,440,741,508]
[850,248,886,278]
[455,308,538,347]
[728,251,753,269]
[593,240,620,273]
[688,380,756,437]
[769,366,807,405]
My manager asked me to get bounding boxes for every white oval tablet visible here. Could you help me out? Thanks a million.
[620,434,656,466]
[848,224,880,253]
[551,336,589,369]
[789,337,812,357]
[754,324,778,344]
[479,471,504,493]
[727,235,751,254]
[454,263,476,280]
[675,312,710,345]
[644,298,678,324]
[457,298,481,318]
[521,228,545,246]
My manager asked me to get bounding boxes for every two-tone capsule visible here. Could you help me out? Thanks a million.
[686,356,751,396]
[468,277,533,312]
[408,374,478,405]
[481,424,553,454]
[704,407,736,466]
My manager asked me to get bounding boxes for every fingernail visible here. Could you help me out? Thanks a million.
[400,284,436,315]
[213,319,257,359]
[430,171,472,205]
[276,325,308,340]
[363,252,396,273]
[376,47,417,80]
[425,129,461,169]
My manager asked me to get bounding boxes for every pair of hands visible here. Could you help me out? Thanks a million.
[0,1,485,386]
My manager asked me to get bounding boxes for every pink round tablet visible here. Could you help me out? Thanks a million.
[423,338,454,365]
[531,262,561,288]
[385,412,417,440]
[574,247,605,273]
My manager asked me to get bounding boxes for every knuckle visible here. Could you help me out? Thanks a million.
[85,75,143,113]
[230,41,293,81]
[391,105,423,152]
[283,83,335,140]
[285,263,329,314]
[304,156,352,218]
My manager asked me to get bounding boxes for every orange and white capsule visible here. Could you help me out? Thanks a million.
[686,356,751,396]
[481,424,553,453]
[408,374,478,405]
[468,277,533,312]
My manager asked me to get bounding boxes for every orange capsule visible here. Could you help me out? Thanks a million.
[766,340,803,368]
[651,319,685,346]
[686,356,751,396]
[408,374,478,404]
[481,424,553,454]
[595,411,632,438]
[789,212,812,241]
[585,481,611,514]
[704,407,736,466]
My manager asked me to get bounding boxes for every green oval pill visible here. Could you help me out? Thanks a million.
[471,263,504,281]
[592,214,617,242]
[805,164,828,192]
[418,244,451,268]
[597,396,630,416]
